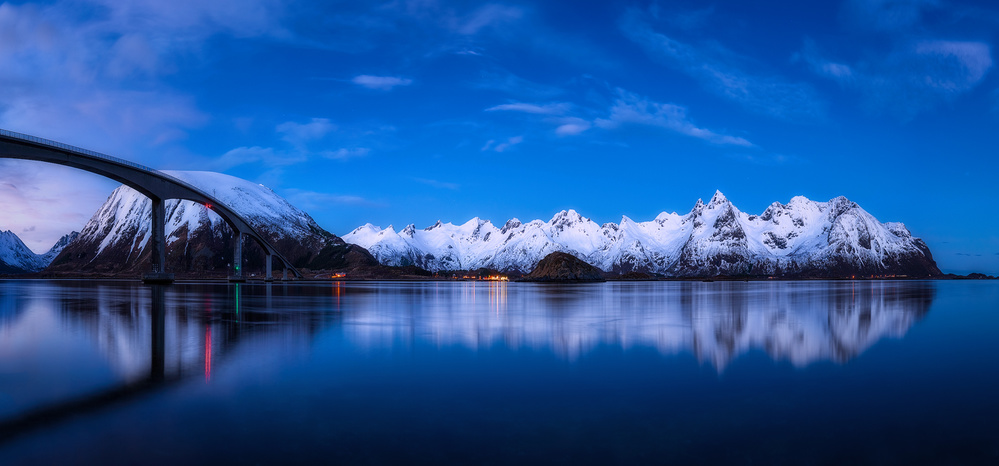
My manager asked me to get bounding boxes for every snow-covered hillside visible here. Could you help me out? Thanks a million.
[0,230,78,273]
[344,191,940,277]
[49,171,340,274]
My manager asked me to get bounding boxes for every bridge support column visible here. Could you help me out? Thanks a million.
[229,232,245,282]
[265,254,274,282]
[143,198,175,284]
[283,267,288,281]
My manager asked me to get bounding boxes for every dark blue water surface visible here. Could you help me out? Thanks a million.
[0,279,997,464]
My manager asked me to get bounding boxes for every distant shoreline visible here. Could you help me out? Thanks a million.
[1,274,994,283]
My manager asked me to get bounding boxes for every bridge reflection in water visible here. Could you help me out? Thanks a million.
[0,280,934,444]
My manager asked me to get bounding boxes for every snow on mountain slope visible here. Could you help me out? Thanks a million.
[344,192,940,277]
[49,171,340,274]
[39,231,79,266]
[0,230,78,273]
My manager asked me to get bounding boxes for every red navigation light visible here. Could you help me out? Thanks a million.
[205,203,212,209]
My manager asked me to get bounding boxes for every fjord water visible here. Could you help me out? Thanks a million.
[0,280,996,464]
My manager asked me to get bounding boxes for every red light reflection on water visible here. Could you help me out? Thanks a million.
[205,327,212,383]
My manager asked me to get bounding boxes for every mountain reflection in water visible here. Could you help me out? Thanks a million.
[342,280,933,368]
[0,280,933,393]
[2,279,978,465]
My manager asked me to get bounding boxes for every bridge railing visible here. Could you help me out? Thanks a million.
[0,128,157,173]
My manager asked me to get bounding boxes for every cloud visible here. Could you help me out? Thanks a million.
[455,4,524,35]
[841,0,941,32]
[214,146,306,170]
[727,152,802,166]
[482,136,524,153]
[321,147,370,160]
[485,102,570,115]
[281,189,383,211]
[220,119,376,169]
[620,9,824,121]
[413,178,460,190]
[276,118,337,147]
[472,69,565,99]
[22,226,36,233]
[802,38,993,118]
[555,120,591,136]
[351,75,413,90]
[594,90,753,147]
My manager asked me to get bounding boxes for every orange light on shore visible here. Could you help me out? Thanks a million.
[453,274,508,281]
[331,273,346,279]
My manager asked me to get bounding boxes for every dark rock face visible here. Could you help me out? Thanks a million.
[524,252,605,282]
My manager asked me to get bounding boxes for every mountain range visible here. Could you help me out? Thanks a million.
[2,174,941,279]
[0,230,77,274]
[344,191,940,278]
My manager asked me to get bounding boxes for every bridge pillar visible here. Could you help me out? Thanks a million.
[143,198,175,284]
[229,232,245,282]
[265,253,274,282]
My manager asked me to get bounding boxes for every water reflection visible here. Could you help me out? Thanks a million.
[0,279,933,441]
[342,281,933,369]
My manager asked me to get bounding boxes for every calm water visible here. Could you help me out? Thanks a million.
[0,279,996,464]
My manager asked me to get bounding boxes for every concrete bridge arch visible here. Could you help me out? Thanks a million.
[0,128,302,282]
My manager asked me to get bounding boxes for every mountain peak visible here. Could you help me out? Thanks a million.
[401,224,416,237]
[501,218,522,234]
[708,190,729,206]
[550,209,585,227]
[462,217,485,228]
[425,220,443,231]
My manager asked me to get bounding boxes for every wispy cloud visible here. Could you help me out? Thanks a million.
[218,119,370,169]
[413,178,460,190]
[352,75,413,90]
[454,4,524,35]
[482,136,524,153]
[215,146,303,170]
[472,69,565,99]
[282,189,384,210]
[841,0,941,33]
[554,118,591,136]
[594,90,753,147]
[321,147,370,160]
[727,152,802,166]
[797,1,995,119]
[620,8,824,121]
[276,118,337,147]
[485,102,570,115]
[801,38,993,119]
[0,0,292,155]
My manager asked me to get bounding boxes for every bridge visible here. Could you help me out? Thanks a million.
[0,128,302,283]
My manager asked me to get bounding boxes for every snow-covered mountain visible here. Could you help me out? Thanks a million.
[48,171,342,275]
[344,191,940,277]
[0,230,78,273]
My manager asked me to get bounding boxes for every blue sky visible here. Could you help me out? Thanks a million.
[0,0,997,274]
